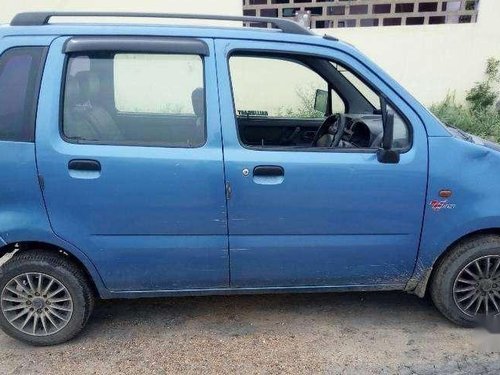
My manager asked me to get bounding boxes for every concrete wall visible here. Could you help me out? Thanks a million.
[319,0,500,105]
[2,0,499,106]
[0,0,242,24]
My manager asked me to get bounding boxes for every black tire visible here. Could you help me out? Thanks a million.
[430,234,500,327]
[0,250,94,346]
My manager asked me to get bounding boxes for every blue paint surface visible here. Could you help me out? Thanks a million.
[0,23,498,298]
[417,137,500,274]
[35,37,229,291]
[215,39,428,288]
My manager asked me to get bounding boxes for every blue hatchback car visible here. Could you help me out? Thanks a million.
[0,12,499,346]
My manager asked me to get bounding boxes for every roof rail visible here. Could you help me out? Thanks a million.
[10,12,314,36]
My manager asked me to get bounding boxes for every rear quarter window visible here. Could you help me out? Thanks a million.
[0,47,47,142]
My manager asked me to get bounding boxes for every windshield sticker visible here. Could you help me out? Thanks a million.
[238,110,269,117]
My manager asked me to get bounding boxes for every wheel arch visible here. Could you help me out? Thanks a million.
[0,241,103,298]
[407,228,500,297]
[433,228,500,267]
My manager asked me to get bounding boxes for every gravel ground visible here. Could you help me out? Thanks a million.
[1,291,499,374]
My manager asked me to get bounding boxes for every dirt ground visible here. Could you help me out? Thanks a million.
[0,291,499,374]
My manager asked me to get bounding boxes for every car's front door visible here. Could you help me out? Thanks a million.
[36,36,229,292]
[215,39,428,289]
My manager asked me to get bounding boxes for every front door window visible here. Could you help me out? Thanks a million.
[229,54,410,150]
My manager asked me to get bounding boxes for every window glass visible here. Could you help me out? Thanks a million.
[63,53,205,147]
[332,63,409,149]
[229,54,410,151]
[230,56,344,119]
[114,54,203,115]
[332,63,380,109]
[0,47,46,142]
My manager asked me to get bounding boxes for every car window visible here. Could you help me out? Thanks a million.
[114,54,203,115]
[332,62,410,149]
[230,56,345,119]
[63,53,206,147]
[229,53,410,151]
[332,63,381,110]
[0,47,46,142]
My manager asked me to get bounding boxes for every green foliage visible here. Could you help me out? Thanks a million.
[431,95,500,142]
[128,103,188,115]
[276,86,324,118]
[465,58,500,112]
[431,58,500,143]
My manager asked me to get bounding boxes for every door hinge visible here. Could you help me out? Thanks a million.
[225,182,232,200]
[37,174,45,191]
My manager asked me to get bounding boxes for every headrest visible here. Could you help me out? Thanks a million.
[191,87,205,118]
[75,71,101,102]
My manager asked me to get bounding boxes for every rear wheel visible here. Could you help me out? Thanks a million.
[431,235,500,326]
[0,251,94,346]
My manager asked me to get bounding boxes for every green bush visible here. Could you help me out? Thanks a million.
[465,58,499,112]
[430,58,500,143]
[431,95,500,142]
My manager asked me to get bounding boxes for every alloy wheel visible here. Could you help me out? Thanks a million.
[1,273,73,336]
[453,255,500,317]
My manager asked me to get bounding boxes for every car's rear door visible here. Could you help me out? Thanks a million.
[36,36,229,292]
[216,39,428,289]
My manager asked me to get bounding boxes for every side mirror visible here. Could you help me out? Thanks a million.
[314,89,329,115]
[377,111,400,164]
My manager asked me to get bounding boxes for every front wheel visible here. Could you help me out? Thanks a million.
[431,235,500,326]
[0,251,94,346]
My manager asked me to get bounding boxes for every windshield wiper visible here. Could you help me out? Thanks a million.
[446,123,474,142]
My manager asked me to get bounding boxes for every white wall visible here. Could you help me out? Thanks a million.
[2,0,499,106]
[318,0,500,105]
[0,0,242,24]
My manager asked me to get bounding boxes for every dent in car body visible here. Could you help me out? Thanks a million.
[414,136,500,288]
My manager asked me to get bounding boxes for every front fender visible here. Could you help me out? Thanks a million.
[408,136,500,294]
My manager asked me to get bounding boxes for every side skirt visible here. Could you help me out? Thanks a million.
[102,283,405,300]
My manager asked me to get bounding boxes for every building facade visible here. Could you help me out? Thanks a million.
[243,0,480,28]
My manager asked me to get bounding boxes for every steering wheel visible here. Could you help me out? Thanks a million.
[311,113,347,148]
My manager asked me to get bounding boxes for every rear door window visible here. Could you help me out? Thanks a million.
[114,54,203,115]
[0,47,47,142]
[63,52,206,147]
